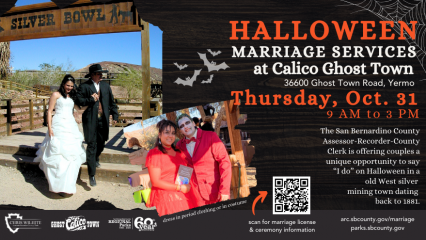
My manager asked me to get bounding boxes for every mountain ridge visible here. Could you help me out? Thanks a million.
[76,61,162,83]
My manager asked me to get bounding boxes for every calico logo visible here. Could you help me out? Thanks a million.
[51,216,99,231]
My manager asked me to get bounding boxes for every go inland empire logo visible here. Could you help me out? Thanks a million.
[5,213,42,234]
[51,216,99,231]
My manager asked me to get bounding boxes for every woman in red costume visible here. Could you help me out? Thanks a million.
[145,119,204,216]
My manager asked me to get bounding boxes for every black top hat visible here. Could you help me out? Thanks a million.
[85,64,108,78]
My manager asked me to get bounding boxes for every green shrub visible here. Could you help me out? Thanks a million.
[9,61,76,88]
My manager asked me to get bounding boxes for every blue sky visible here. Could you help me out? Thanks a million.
[10,0,162,71]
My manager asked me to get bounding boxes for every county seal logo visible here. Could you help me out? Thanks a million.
[5,213,42,234]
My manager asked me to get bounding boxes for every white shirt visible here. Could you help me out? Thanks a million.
[186,129,197,157]
[92,79,100,92]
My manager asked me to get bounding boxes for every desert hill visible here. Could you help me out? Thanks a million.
[75,61,162,83]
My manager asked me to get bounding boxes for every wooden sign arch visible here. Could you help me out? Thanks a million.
[0,0,152,119]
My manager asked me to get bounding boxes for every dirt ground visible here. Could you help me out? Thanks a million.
[0,165,153,210]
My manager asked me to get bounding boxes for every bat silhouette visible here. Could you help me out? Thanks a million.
[174,69,202,87]
[201,74,214,84]
[174,62,188,70]
[207,49,221,56]
[198,53,230,72]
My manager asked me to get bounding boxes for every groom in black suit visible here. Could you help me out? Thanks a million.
[76,64,119,186]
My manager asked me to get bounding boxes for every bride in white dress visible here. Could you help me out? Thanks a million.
[34,75,87,196]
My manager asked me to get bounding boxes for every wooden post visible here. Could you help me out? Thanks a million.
[6,99,11,136]
[29,99,34,130]
[43,99,47,126]
[197,106,206,121]
[224,100,250,198]
[230,154,249,199]
[224,100,244,160]
[155,101,160,116]
[141,20,151,120]
[214,103,226,136]
[229,154,238,198]
[9,81,12,90]
[166,112,176,122]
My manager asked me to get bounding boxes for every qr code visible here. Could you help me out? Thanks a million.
[273,176,310,215]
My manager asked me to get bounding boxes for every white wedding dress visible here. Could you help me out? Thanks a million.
[34,96,86,194]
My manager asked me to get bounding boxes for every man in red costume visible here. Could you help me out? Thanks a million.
[176,114,232,204]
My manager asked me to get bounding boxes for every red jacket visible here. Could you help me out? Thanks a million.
[177,129,232,201]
